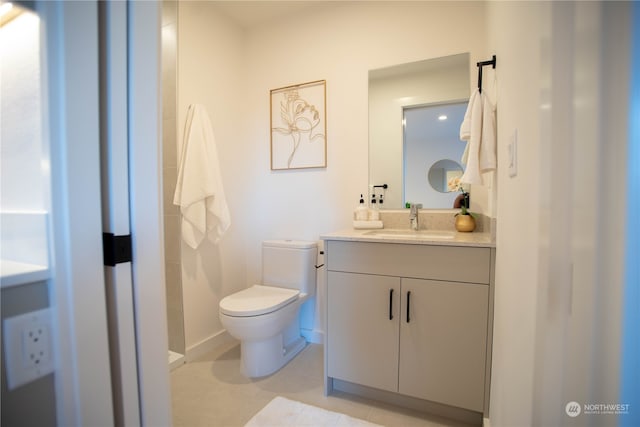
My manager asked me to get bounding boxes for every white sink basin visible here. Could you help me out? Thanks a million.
[364,229,456,240]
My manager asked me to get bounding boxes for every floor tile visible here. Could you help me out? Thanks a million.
[171,342,474,427]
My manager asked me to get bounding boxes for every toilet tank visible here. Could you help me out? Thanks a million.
[262,240,317,296]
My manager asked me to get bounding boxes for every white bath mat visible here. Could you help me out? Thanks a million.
[245,396,383,427]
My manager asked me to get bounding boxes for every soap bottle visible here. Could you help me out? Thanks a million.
[354,194,368,221]
[369,194,379,220]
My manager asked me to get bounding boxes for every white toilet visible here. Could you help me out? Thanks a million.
[219,240,317,377]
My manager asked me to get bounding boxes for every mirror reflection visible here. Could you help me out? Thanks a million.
[404,102,467,208]
[428,159,463,193]
[368,53,470,209]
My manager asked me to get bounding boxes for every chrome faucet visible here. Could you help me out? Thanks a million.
[409,204,422,230]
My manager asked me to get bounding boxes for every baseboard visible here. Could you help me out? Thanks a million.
[185,328,320,363]
[331,379,483,426]
[185,330,235,362]
[301,328,324,345]
[483,417,491,427]
[168,350,185,371]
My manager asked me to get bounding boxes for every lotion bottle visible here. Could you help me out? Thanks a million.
[354,194,368,221]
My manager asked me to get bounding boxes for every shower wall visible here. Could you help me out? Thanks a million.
[161,0,184,355]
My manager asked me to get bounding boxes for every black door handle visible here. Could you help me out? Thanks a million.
[406,291,411,323]
[389,289,394,320]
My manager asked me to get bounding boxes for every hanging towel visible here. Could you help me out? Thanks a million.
[459,88,479,143]
[173,104,230,248]
[459,88,479,170]
[479,92,496,172]
[459,89,496,185]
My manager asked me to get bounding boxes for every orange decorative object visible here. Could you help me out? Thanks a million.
[455,214,476,232]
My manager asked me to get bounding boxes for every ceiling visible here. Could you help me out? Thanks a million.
[210,1,321,29]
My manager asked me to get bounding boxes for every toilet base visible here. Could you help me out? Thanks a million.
[240,335,307,378]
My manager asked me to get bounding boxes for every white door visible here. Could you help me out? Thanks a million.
[126,2,173,423]
[100,2,172,424]
[40,1,171,425]
[99,1,141,425]
[40,1,115,425]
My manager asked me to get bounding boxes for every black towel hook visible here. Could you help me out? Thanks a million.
[477,55,497,93]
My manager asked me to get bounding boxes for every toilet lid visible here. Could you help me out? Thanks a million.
[219,285,299,317]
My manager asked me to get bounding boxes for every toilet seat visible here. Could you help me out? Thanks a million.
[220,285,299,317]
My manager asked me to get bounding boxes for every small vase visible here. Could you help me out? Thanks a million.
[455,214,476,232]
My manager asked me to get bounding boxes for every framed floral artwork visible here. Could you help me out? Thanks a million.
[270,80,326,170]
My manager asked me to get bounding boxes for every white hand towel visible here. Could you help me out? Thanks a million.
[173,104,230,248]
[459,88,479,166]
[460,88,479,143]
[479,92,496,172]
[459,90,496,185]
[460,89,484,185]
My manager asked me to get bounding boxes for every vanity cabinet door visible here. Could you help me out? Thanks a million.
[327,271,400,393]
[399,278,489,412]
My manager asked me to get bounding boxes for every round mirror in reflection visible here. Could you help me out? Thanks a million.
[427,159,463,193]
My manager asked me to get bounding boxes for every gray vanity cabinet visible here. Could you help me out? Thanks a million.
[325,240,493,414]
[398,278,488,411]
[327,271,400,392]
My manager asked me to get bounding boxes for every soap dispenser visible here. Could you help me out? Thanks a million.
[369,194,379,220]
[354,194,368,220]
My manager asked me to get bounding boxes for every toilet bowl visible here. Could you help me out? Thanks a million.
[219,240,317,377]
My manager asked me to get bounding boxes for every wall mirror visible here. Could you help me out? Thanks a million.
[368,53,470,209]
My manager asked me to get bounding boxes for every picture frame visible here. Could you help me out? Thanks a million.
[270,80,326,170]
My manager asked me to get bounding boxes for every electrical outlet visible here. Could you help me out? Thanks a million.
[3,308,54,390]
[22,321,50,369]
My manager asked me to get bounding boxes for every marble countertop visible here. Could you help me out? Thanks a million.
[1,260,50,288]
[320,228,495,248]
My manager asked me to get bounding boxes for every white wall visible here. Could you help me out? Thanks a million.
[0,11,51,268]
[0,12,45,212]
[176,1,488,352]
[486,2,547,424]
[177,2,248,354]
[488,2,632,426]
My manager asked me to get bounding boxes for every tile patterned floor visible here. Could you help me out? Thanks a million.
[170,342,473,427]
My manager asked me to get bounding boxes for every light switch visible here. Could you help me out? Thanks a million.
[508,129,518,177]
